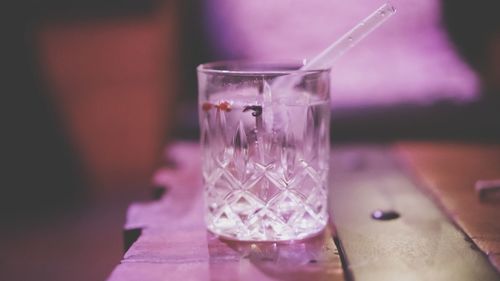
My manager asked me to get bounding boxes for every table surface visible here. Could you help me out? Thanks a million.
[107,143,344,281]
[398,142,500,271]
[107,142,500,281]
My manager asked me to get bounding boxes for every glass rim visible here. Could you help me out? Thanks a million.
[197,60,330,75]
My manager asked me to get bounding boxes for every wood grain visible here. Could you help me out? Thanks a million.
[398,142,500,272]
[107,143,344,281]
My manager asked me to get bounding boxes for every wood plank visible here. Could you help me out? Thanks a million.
[330,145,499,281]
[398,142,500,272]
[107,142,344,281]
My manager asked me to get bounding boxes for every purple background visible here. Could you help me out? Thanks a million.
[204,0,478,107]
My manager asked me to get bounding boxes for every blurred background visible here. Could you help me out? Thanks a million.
[1,0,499,280]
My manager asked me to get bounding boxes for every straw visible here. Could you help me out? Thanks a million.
[272,2,396,89]
[301,2,396,71]
[264,3,396,132]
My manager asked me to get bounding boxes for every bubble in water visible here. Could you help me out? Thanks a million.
[380,11,386,16]
[348,36,353,42]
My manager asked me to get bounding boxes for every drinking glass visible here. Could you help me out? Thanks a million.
[197,61,330,241]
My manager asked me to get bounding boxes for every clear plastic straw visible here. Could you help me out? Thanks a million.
[266,2,396,131]
[272,2,396,90]
[301,2,396,71]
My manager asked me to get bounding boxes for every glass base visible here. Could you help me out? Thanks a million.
[206,219,328,242]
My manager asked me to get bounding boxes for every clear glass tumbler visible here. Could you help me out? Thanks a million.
[197,61,330,241]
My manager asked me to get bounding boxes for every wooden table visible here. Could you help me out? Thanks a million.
[398,142,500,271]
[108,143,344,281]
[107,142,500,281]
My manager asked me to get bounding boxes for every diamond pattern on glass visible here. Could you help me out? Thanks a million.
[201,99,329,241]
